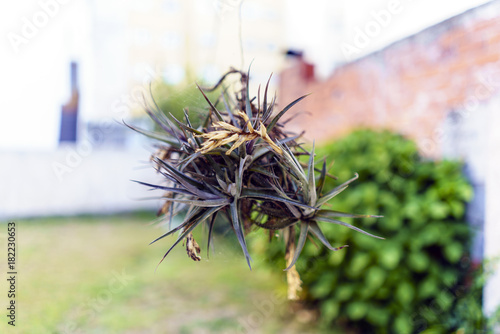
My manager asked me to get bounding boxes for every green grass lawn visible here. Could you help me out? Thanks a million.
[0,213,319,334]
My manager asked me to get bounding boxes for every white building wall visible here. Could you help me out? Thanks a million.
[0,148,160,219]
[484,96,500,318]
[442,95,500,318]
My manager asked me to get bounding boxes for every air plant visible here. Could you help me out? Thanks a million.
[128,67,382,295]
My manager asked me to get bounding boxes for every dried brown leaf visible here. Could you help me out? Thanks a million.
[186,232,201,261]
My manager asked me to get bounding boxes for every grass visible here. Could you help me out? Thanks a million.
[0,213,320,334]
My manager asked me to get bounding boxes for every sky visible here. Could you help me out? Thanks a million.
[0,0,492,150]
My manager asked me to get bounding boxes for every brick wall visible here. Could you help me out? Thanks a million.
[279,1,500,157]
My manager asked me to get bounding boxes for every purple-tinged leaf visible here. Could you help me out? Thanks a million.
[315,216,384,239]
[230,201,252,269]
[284,221,309,271]
[316,159,327,197]
[308,221,348,251]
[307,142,317,206]
[196,83,224,121]
[207,212,218,258]
[317,210,383,219]
[267,94,309,133]
[316,173,359,207]
[241,189,316,211]
[245,62,253,123]
[123,122,180,147]
[131,180,194,196]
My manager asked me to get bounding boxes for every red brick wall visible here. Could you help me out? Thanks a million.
[279,2,500,157]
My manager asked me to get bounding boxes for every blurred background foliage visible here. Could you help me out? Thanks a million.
[151,76,221,129]
[251,129,491,333]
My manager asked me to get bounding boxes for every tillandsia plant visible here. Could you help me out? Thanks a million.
[128,67,382,296]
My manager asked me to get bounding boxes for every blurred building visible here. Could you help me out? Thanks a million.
[279,0,500,317]
[0,0,288,219]
[89,0,285,109]
[81,0,286,144]
[126,0,286,85]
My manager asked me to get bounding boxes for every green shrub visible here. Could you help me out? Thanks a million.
[254,129,487,333]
